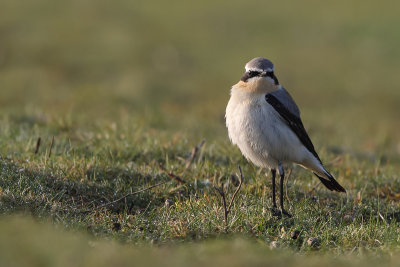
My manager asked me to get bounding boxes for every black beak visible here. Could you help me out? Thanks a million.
[240,72,253,82]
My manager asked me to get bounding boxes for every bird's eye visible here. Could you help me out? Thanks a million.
[248,71,260,77]
[241,70,260,82]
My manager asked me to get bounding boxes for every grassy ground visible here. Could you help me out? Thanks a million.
[1,0,400,265]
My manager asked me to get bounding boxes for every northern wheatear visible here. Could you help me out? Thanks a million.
[225,57,345,217]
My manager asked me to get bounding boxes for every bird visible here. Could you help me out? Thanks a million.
[225,57,345,217]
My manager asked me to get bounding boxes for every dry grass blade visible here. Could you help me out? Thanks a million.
[214,165,244,228]
[308,181,321,195]
[48,136,55,158]
[158,162,186,184]
[227,165,244,212]
[185,139,206,169]
[213,184,228,224]
[97,181,169,209]
[34,137,41,154]
[166,172,186,184]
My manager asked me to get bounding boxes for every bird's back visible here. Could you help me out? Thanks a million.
[270,87,300,117]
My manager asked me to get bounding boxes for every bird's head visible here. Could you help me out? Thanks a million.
[238,57,280,93]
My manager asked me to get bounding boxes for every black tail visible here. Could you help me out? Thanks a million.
[313,171,346,192]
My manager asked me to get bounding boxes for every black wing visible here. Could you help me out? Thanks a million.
[265,94,321,163]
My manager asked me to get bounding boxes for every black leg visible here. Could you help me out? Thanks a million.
[278,162,292,217]
[271,169,277,208]
[270,169,280,216]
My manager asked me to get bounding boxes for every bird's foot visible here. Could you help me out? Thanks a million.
[271,207,281,217]
[271,207,292,218]
[281,209,292,218]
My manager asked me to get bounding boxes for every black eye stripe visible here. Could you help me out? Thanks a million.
[240,70,279,84]
[265,71,273,78]
[241,70,261,81]
[262,71,279,85]
[249,71,261,77]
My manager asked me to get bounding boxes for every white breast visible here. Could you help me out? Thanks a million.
[225,85,310,170]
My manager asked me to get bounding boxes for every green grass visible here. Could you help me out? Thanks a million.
[2,216,400,267]
[1,0,400,265]
[4,216,400,267]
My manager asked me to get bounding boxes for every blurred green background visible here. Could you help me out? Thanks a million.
[1,0,400,265]
[1,0,399,155]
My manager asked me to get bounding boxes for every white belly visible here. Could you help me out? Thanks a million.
[226,90,309,169]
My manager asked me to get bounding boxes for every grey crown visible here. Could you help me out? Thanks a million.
[245,57,274,72]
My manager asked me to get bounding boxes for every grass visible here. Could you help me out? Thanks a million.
[1,0,400,265]
[2,216,400,267]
